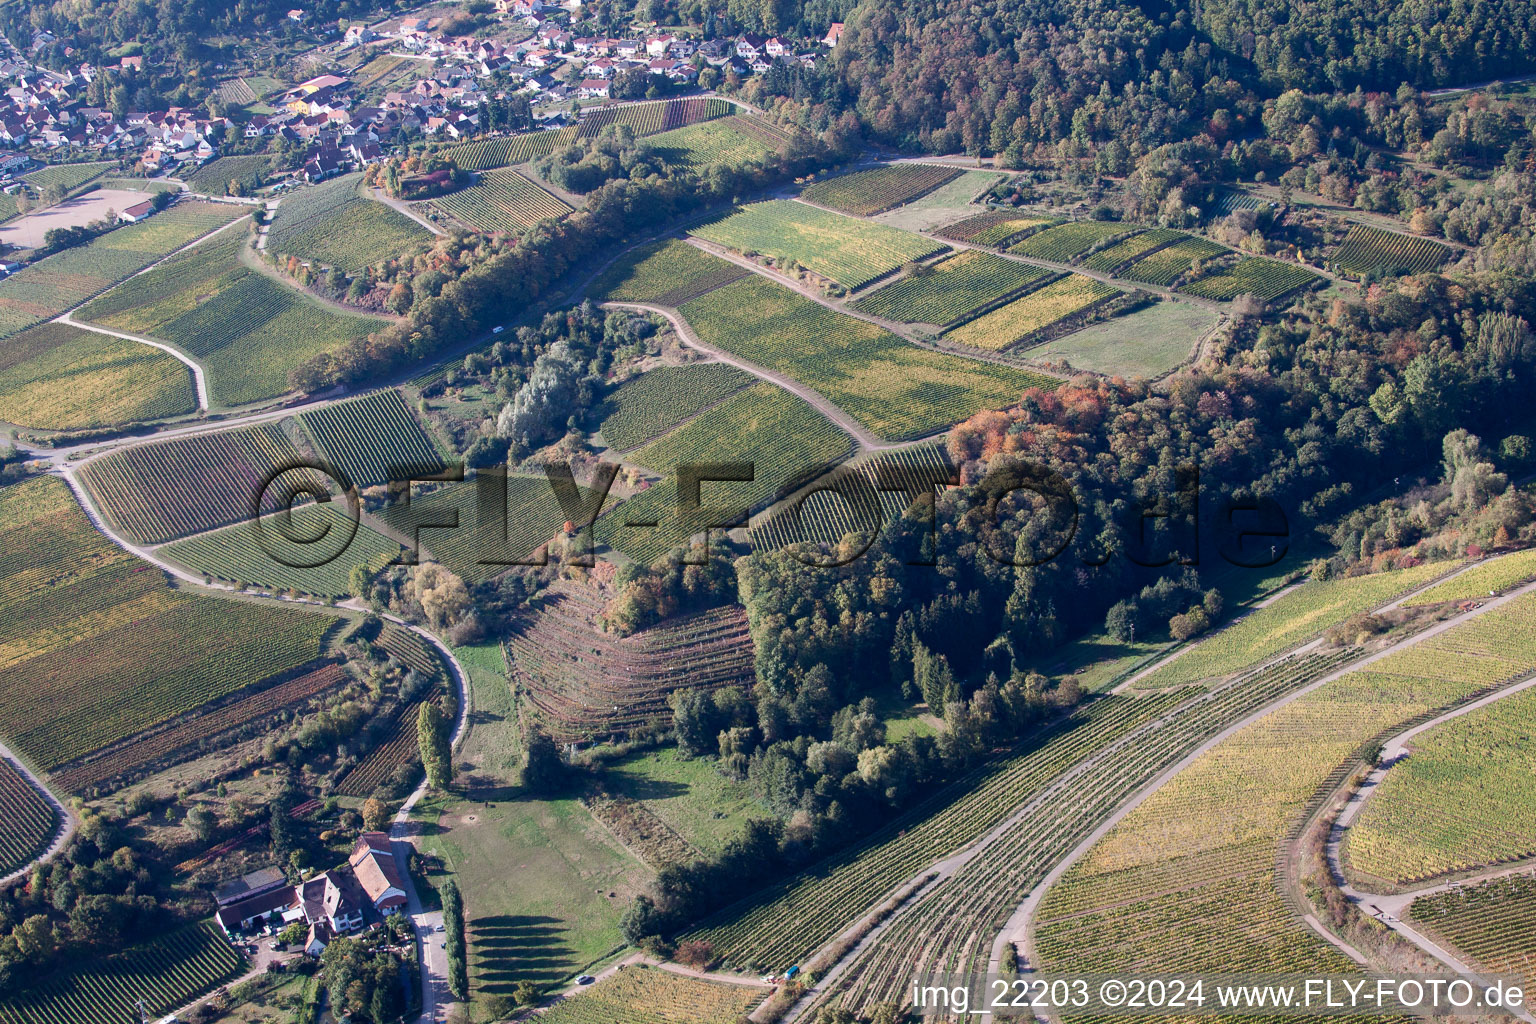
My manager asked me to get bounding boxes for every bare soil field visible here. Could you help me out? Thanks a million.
[0,189,153,249]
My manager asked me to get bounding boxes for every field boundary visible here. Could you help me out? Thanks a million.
[0,739,74,887]
[55,312,210,410]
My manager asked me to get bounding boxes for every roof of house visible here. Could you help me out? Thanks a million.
[214,866,289,907]
[121,199,153,218]
[214,883,297,930]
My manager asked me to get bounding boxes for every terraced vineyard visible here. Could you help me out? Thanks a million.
[439,127,579,169]
[800,164,964,216]
[690,201,946,290]
[0,757,56,876]
[539,965,763,1023]
[510,580,755,742]
[1408,874,1536,990]
[427,168,572,233]
[0,322,195,429]
[1025,597,1536,1024]
[1137,561,1450,687]
[79,421,327,544]
[78,230,384,407]
[159,502,402,598]
[577,97,732,137]
[850,250,1051,327]
[1079,228,1187,272]
[599,381,854,563]
[53,661,349,794]
[1404,549,1536,605]
[598,362,755,450]
[945,274,1117,350]
[588,238,748,307]
[1008,220,1136,262]
[936,210,1058,247]
[1344,681,1536,885]
[0,200,241,341]
[299,388,446,486]
[810,649,1360,1018]
[647,118,790,171]
[0,923,245,1024]
[1181,256,1321,301]
[752,445,956,550]
[267,173,431,273]
[1119,235,1228,286]
[679,275,1060,440]
[1331,224,1451,277]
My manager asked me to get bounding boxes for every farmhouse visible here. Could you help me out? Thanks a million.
[118,199,154,223]
[349,832,408,912]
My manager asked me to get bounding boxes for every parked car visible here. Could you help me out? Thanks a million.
[575,975,595,985]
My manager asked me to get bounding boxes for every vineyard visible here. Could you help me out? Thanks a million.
[79,421,328,544]
[646,117,788,171]
[158,502,402,598]
[1180,256,1321,301]
[0,200,241,341]
[1008,220,1135,262]
[799,164,964,216]
[945,274,1118,350]
[438,127,579,169]
[267,173,431,273]
[1137,561,1450,688]
[679,275,1060,440]
[577,97,732,137]
[1404,548,1536,605]
[509,580,755,742]
[376,474,607,584]
[1343,682,1536,885]
[1118,235,1229,286]
[539,966,764,1024]
[587,238,749,307]
[1408,874,1536,991]
[936,210,1058,248]
[0,756,56,877]
[78,230,384,407]
[1025,599,1536,1024]
[299,388,446,487]
[807,649,1361,1018]
[0,923,245,1024]
[1330,224,1451,277]
[1078,228,1188,273]
[53,661,348,794]
[689,201,947,290]
[334,625,448,796]
[598,362,755,450]
[599,381,854,563]
[751,445,955,551]
[850,250,1051,327]
[426,169,572,233]
[184,154,273,195]
[0,322,195,430]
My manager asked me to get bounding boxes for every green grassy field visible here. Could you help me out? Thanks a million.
[875,171,1004,231]
[267,173,431,273]
[690,201,947,290]
[1026,301,1217,377]
[158,501,402,597]
[415,790,649,1008]
[587,238,749,307]
[539,967,764,1024]
[597,362,755,450]
[851,250,1050,327]
[679,275,1060,440]
[603,748,764,857]
[1344,681,1536,885]
[0,322,195,429]
[646,118,783,171]
[78,230,385,406]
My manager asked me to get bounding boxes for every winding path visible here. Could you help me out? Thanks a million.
[0,740,75,889]
[56,313,211,411]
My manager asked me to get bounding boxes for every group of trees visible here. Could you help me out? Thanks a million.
[441,880,467,1000]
